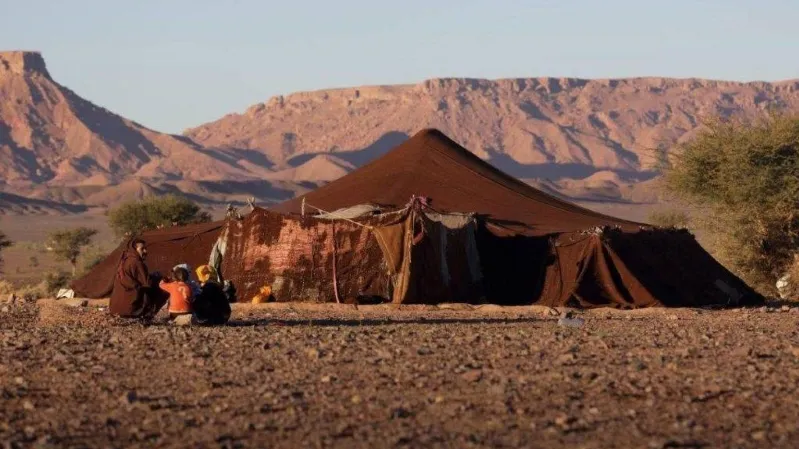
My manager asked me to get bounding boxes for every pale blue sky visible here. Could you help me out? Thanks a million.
[3,0,798,133]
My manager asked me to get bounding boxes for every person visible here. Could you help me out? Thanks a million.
[109,238,168,319]
[173,263,202,297]
[159,265,194,319]
[192,265,231,325]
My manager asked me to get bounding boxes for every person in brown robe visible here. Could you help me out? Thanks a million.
[109,238,168,319]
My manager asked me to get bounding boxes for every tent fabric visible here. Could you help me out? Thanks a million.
[70,221,223,299]
[271,129,762,308]
[217,203,484,305]
[273,129,643,236]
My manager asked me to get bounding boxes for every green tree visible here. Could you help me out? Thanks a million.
[662,114,799,293]
[48,227,98,275]
[0,231,11,273]
[107,194,212,239]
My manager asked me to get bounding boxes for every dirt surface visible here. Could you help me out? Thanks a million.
[2,300,799,448]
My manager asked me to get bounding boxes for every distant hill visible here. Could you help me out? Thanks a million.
[3,51,799,213]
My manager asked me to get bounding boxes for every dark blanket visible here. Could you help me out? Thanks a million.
[192,282,231,325]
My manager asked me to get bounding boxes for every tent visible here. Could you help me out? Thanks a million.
[270,129,761,308]
[214,199,484,304]
[71,221,223,298]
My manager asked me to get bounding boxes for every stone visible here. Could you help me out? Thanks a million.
[173,315,192,326]
[121,390,138,405]
[461,370,483,383]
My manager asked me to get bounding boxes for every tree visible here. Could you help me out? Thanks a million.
[0,231,11,273]
[108,195,212,239]
[662,114,799,293]
[48,227,98,275]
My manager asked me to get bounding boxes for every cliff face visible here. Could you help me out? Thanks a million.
[0,51,302,212]
[3,51,799,213]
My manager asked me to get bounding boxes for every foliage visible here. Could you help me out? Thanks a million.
[647,209,691,229]
[662,114,799,293]
[0,231,11,274]
[76,247,107,277]
[28,255,39,268]
[107,194,212,239]
[44,270,71,293]
[47,227,98,275]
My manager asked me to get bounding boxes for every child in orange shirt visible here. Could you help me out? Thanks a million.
[159,265,193,319]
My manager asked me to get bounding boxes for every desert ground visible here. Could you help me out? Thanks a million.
[2,298,799,449]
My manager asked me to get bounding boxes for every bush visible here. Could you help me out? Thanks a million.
[48,227,97,275]
[44,271,71,293]
[108,194,212,239]
[0,231,11,273]
[648,209,691,229]
[662,114,799,293]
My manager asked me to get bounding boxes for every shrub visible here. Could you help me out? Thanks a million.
[662,114,799,293]
[0,231,11,273]
[107,194,212,239]
[47,227,98,275]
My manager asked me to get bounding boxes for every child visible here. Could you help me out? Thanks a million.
[192,265,231,325]
[159,265,194,319]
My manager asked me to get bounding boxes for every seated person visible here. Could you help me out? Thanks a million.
[174,263,202,298]
[159,265,194,319]
[192,265,231,326]
[110,238,168,319]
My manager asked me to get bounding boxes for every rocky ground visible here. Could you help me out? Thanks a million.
[2,299,799,449]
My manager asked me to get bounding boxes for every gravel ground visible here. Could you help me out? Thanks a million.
[2,299,799,449]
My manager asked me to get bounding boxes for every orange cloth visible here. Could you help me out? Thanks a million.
[159,280,193,314]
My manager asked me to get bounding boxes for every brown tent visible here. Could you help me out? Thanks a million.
[271,129,761,308]
[216,201,484,305]
[71,221,223,298]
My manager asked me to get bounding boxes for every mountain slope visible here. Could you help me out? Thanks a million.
[4,51,799,213]
[0,51,289,209]
[186,76,799,198]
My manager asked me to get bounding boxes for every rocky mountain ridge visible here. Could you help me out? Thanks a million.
[3,51,799,213]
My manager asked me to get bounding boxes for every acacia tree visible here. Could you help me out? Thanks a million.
[662,114,799,293]
[108,195,212,239]
[48,227,98,275]
[0,231,11,274]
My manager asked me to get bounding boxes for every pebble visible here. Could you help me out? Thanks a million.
[23,400,35,410]
[61,299,88,308]
[557,317,585,328]
[351,395,362,404]
[121,390,138,404]
[417,347,433,355]
[461,370,483,383]
[173,315,192,326]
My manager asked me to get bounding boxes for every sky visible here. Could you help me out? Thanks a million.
[2,0,798,133]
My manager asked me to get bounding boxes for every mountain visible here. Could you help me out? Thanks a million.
[0,51,305,211]
[3,51,799,213]
[186,76,799,203]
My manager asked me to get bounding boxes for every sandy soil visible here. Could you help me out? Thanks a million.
[2,299,799,449]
